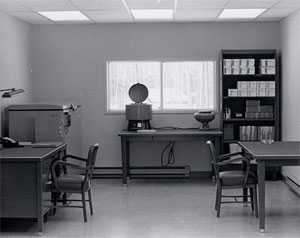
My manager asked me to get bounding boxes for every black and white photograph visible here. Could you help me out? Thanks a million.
[0,0,300,237]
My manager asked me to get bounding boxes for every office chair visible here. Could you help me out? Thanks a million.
[206,141,258,218]
[51,143,99,222]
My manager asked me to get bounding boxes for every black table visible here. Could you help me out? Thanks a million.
[238,141,300,232]
[0,144,67,233]
[119,129,223,184]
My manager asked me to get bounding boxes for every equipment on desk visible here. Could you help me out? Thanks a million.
[0,137,21,148]
[0,88,24,98]
[126,83,152,131]
[193,111,216,129]
[3,104,80,143]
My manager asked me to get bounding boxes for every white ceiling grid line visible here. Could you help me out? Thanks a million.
[0,0,300,24]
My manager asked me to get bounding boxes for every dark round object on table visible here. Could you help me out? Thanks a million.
[193,111,216,129]
[128,83,149,103]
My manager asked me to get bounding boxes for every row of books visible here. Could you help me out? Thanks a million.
[239,126,275,141]
[245,100,273,119]
[228,81,276,97]
[228,88,275,97]
[223,58,276,75]
[260,59,276,75]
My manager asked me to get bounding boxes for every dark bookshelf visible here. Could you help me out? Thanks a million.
[220,49,281,180]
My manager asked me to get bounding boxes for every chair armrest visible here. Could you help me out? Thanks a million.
[62,154,87,162]
[51,160,88,184]
[216,156,250,166]
[218,152,243,161]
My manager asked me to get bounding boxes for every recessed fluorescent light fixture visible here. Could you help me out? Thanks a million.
[219,9,266,19]
[38,11,90,22]
[131,9,173,20]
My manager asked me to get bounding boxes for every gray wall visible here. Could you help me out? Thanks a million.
[0,12,32,137]
[280,10,300,183]
[31,22,281,170]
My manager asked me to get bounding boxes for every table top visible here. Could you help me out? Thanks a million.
[238,141,300,159]
[119,129,223,137]
[0,144,66,162]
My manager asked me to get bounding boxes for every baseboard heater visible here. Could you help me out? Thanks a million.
[283,176,300,197]
[92,166,191,179]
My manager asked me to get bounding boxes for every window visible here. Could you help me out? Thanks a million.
[107,61,216,112]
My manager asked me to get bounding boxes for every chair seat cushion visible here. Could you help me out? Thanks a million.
[219,171,257,186]
[57,174,90,192]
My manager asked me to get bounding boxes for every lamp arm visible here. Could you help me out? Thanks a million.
[0,88,15,92]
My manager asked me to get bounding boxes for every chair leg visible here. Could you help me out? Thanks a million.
[88,189,94,215]
[81,192,87,222]
[215,186,219,211]
[250,188,254,211]
[253,186,258,218]
[52,192,57,216]
[216,185,222,218]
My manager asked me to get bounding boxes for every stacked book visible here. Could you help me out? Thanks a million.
[245,100,274,119]
[260,59,276,75]
[223,58,255,75]
[228,81,275,97]
[239,126,274,141]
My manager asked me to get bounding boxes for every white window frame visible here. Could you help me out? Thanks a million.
[106,60,217,114]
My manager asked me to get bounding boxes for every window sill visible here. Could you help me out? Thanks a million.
[105,109,218,115]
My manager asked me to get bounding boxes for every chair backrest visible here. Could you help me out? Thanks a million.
[206,140,220,182]
[83,143,99,184]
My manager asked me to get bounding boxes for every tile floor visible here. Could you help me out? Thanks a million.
[1,179,300,238]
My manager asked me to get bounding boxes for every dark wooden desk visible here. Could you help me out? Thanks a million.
[0,144,67,233]
[119,129,223,184]
[238,141,300,232]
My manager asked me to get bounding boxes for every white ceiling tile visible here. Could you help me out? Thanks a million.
[0,0,29,12]
[259,8,297,18]
[8,11,53,23]
[273,0,300,8]
[18,0,76,11]
[83,10,132,22]
[177,0,228,9]
[126,0,174,9]
[226,0,279,9]
[71,0,126,11]
[175,9,221,21]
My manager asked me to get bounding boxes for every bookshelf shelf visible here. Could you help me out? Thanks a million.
[220,49,281,154]
[223,118,275,123]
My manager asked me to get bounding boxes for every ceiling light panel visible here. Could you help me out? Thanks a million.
[18,0,76,11]
[83,10,132,22]
[38,11,90,21]
[126,0,174,9]
[219,8,266,19]
[71,0,126,11]
[226,0,279,9]
[175,9,221,21]
[131,9,173,20]
[177,0,228,9]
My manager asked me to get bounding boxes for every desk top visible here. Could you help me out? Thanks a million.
[119,129,223,137]
[239,141,300,159]
[0,144,66,162]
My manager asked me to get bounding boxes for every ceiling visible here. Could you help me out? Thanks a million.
[0,0,300,24]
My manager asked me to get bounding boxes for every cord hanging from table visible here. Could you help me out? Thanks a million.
[160,141,176,166]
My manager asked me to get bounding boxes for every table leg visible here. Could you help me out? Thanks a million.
[126,141,130,179]
[258,161,266,232]
[211,137,220,181]
[121,137,128,184]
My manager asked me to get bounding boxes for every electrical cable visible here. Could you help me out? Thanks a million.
[160,141,176,166]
